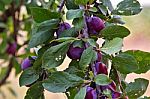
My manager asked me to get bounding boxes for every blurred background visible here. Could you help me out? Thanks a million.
[0,0,150,99]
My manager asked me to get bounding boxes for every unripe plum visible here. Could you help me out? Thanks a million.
[6,42,17,55]
[85,86,97,99]
[67,43,85,60]
[95,62,108,75]
[56,22,71,37]
[87,16,105,35]
[21,56,37,70]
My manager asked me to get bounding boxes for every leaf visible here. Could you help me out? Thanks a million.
[42,41,71,69]
[101,38,123,55]
[1,0,12,5]
[112,0,142,16]
[25,82,45,99]
[95,74,112,86]
[125,78,149,99]
[75,0,89,5]
[13,57,22,76]
[66,9,83,20]
[79,46,97,70]
[42,71,83,93]
[125,50,150,74]
[74,87,86,99]
[58,27,79,38]
[66,0,79,10]
[101,25,130,40]
[112,53,139,74]
[0,1,5,11]
[138,96,150,99]
[28,19,59,48]
[19,68,39,86]
[101,0,114,11]
[72,17,84,30]
[30,7,60,23]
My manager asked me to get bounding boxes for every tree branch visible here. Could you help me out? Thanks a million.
[58,0,66,12]
[0,58,13,86]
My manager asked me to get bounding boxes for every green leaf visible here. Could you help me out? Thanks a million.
[112,0,142,16]
[28,19,59,48]
[101,38,123,55]
[42,71,83,93]
[66,9,83,20]
[74,87,86,99]
[125,50,150,74]
[58,27,79,38]
[19,68,39,86]
[79,46,97,70]
[25,82,45,99]
[0,1,5,11]
[30,7,60,23]
[138,96,150,99]
[112,53,139,74]
[13,57,22,76]
[1,0,12,5]
[72,17,84,30]
[42,41,71,69]
[125,78,149,99]
[101,0,114,11]
[101,25,130,40]
[95,74,112,86]
[75,0,89,5]
[66,0,79,10]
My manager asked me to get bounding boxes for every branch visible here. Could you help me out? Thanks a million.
[58,0,66,12]
[0,58,13,86]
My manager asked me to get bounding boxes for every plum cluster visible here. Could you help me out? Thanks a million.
[84,51,121,99]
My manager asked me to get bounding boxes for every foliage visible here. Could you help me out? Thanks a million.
[0,0,149,99]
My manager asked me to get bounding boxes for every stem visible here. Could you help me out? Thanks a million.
[58,0,66,12]
[79,5,89,38]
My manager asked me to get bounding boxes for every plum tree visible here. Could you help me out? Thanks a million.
[4,0,148,99]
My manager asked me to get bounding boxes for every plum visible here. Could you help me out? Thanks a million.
[87,16,105,35]
[67,43,85,60]
[6,42,17,55]
[112,91,121,99]
[85,86,97,99]
[21,56,37,70]
[94,62,108,75]
[56,22,71,37]
[96,51,102,62]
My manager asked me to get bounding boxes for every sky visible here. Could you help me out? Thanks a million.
[111,0,150,7]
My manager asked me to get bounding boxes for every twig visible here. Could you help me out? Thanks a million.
[79,5,89,38]
[58,0,66,12]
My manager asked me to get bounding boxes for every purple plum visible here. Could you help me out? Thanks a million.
[96,51,102,62]
[56,22,71,37]
[95,62,108,75]
[67,43,85,60]
[21,56,37,70]
[85,86,97,99]
[87,16,105,35]
[112,91,121,99]
[6,42,17,55]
